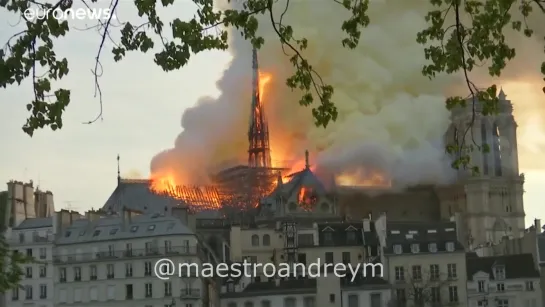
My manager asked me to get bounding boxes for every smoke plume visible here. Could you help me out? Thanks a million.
[150,0,545,185]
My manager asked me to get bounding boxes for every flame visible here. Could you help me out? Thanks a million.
[150,172,177,193]
[297,186,317,211]
[335,168,391,188]
[259,72,271,101]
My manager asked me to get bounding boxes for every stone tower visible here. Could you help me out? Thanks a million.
[447,89,525,248]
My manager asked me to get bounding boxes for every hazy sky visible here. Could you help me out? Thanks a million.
[0,1,543,227]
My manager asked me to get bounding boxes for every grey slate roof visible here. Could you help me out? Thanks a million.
[101,179,180,214]
[384,221,464,254]
[56,213,194,245]
[13,217,53,229]
[466,253,540,280]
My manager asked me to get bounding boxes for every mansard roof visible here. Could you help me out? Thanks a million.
[101,179,179,214]
[466,253,540,280]
[384,221,464,254]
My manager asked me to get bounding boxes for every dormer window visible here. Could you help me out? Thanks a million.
[109,228,118,235]
[394,244,402,254]
[65,231,71,238]
[227,282,234,292]
[411,244,420,253]
[446,242,455,252]
[130,226,138,233]
[428,243,437,252]
[92,230,101,237]
[147,225,156,231]
[346,230,356,243]
[494,265,505,280]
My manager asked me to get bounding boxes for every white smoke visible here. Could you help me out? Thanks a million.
[151,0,543,186]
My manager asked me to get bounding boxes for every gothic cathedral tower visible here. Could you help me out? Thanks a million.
[447,89,525,248]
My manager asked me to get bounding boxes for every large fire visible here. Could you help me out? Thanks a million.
[149,70,392,211]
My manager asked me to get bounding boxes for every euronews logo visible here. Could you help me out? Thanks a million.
[23,7,115,21]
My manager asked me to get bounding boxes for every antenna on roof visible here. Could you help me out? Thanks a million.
[117,154,121,185]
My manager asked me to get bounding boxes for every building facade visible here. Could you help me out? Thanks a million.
[378,217,468,307]
[52,207,205,307]
[5,217,56,307]
[466,253,541,307]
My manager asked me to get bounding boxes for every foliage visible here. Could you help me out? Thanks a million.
[0,0,544,172]
[0,234,34,293]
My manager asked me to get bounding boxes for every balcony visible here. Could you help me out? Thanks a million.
[9,235,54,245]
[53,246,197,264]
[180,288,201,299]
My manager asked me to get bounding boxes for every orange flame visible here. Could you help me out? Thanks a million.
[259,72,271,101]
[335,168,391,188]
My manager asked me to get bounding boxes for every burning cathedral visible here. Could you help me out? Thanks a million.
[101,49,525,255]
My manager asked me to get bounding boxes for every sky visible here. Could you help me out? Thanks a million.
[0,0,544,227]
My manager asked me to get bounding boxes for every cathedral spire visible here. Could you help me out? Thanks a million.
[248,47,271,168]
[305,150,309,169]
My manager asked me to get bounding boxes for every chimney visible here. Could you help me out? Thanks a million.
[122,207,131,230]
[535,219,541,233]
[363,219,370,232]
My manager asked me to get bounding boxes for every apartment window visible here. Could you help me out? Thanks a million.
[497,299,508,307]
[12,287,19,300]
[478,280,485,292]
[145,261,152,276]
[25,267,32,278]
[412,265,422,281]
[447,263,457,278]
[329,294,335,303]
[448,286,458,302]
[497,283,505,292]
[261,300,271,307]
[323,232,333,244]
[39,247,46,259]
[126,284,133,299]
[414,288,423,304]
[165,240,172,253]
[23,285,33,300]
[393,244,402,254]
[125,263,133,277]
[125,243,132,256]
[19,233,24,243]
[263,234,271,246]
[26,248,32,257]
[74,267,81,281]
[428,242,437,252]
[348,294,359,307]
[251,234,259,246]
[411,243,420,253]
[59,268,66,282]
[325,252,334,264]
[495,265,506,280]
[303,296,315,307]
[108,244,115,256]
[90,265,97,280]
[107,264,114,279]
[526,281,534,291]
[284,297,296,307]
[395,289,406,304]
[75,288,83,302]
[342,252,351,264]
[164,282,172,296]
[228,303,237,307]
[446,241,455,251]
[39,265,46,277]
[430,287,440,302]
[370,293,381,307]
[92,230,101,237]
[244,302,254,307]
[430,264,439,280]
[145,283,153,297]
[394,266,404,281]
[39,284,47,299]
[347,230,356,243]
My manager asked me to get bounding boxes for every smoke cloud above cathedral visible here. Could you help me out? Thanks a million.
[150,0,545,186]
